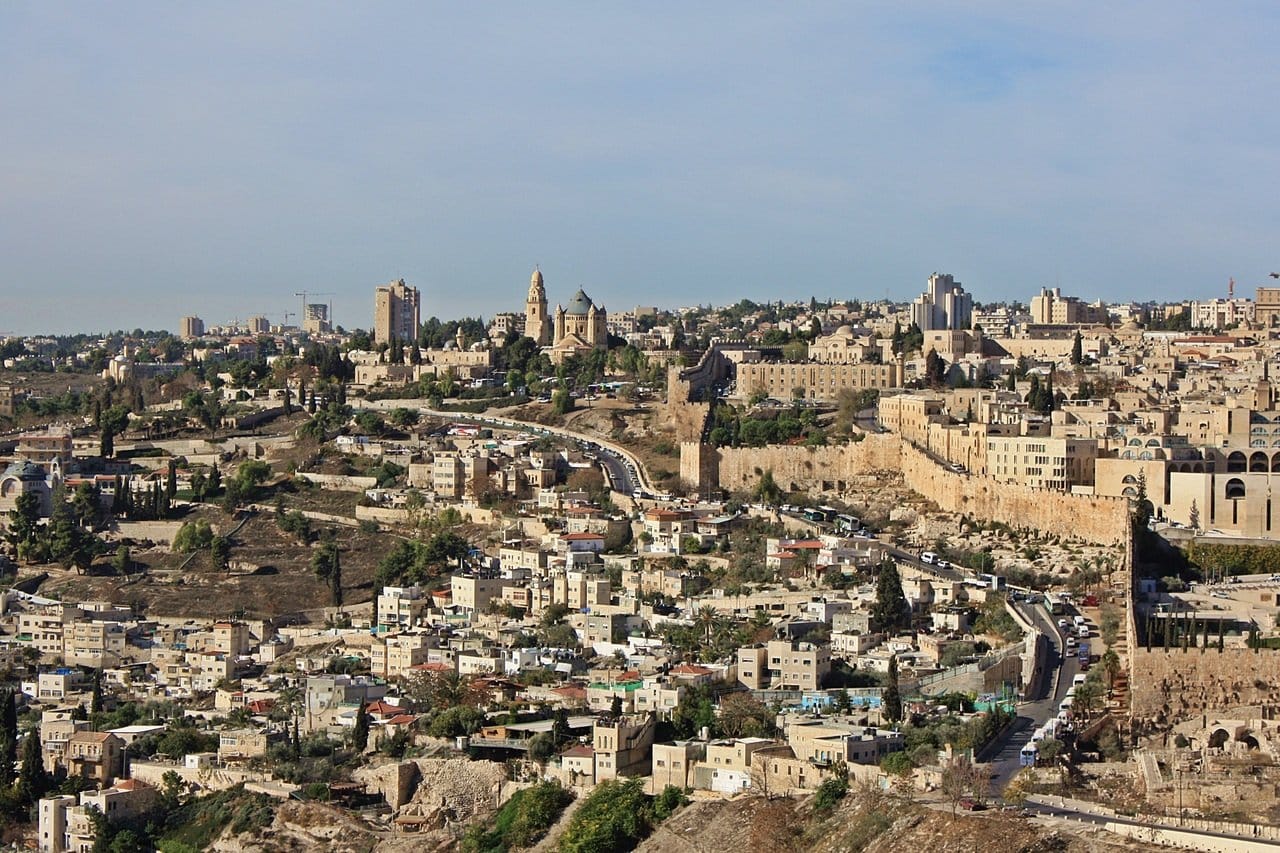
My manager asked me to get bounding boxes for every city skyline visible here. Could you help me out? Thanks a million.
[3,3,1279,334]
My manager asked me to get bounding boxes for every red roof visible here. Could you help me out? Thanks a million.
[670,664,712,676]
[385,714,417,726]
[563,532,604,541]
[561,744,595,758]
[365,700,406,716]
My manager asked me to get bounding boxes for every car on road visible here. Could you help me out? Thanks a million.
[920,551,938,565]
[1057,618,1069,629]
[1065,636,1078,649]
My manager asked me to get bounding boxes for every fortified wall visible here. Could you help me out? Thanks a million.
[1129,645,1280,725]
[660,348,734,442]
[897,443,1130,547]
[714,435,902,494]
[693,435,1129,547]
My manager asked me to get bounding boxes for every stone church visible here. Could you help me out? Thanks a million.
[524,268,608,364]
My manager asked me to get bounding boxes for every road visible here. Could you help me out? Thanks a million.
[982,600,1083,795]
[352,399,652,497]
[1022,795,1280,848]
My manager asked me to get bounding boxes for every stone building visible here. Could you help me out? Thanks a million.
[374,278,421,346]
[523,268,608,363]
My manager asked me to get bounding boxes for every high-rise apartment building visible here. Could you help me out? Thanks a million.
[909,273,971,332]
[1030,287,1107,326]
[373,279,420,345]
[247,316,270,334]
[180,316,205,340]
[303,303,331,335]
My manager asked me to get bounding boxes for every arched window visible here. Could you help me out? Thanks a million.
[1226,478,1247,500]
[1227,451,1247,473]
[1251,451,1269,472]
[1122,475,1138,485]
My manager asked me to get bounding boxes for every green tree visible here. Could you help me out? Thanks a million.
[233,460,272,498]
[352,703,370,751]
[311,539,343,606]
[871,559,910,633]
[210,536,231,573]
[98,405,131,458]
[112,545,131,576]
[1070,331,1083,365]
[7,491,41,560]
[16,730,48,804]
[883,655,903,724]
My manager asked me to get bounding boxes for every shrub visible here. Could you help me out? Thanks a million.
[172,520,213,553]
[462,781,573,853]
[558,778,650,852]
[813,776,849,811]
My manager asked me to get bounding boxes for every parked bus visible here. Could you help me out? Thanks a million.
[802,508,827,523]
[1044,593,1064,615]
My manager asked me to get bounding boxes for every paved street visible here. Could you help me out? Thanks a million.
[986,600,1081,794]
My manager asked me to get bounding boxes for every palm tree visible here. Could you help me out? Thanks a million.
[1073,680,1101,720]
[1101,648,1121,694]
[696,606,718,644]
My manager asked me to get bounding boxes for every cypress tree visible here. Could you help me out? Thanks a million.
[353,703,369,751]
[16,731,47,805]
[883,655,902,724]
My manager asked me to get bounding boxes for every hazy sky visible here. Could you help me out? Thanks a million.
[3,3,1279,335]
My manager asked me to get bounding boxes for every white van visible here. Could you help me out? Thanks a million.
[920,552,938,565]
[1072,673,1088,686]
[1073,615,1087,627]
[1059,696,1074,712]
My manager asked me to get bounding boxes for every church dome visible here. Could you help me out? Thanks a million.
[834,324,854,337]
[564,288,595,316]
[528,268,545,298]
[2,461,44,482]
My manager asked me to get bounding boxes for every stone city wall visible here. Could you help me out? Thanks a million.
[897,442,1130,547]
[1129,645,1280,723]
[713,434,902,494]
[708,435,1128,547]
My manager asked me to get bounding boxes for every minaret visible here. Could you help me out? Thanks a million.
[525,267,550,346]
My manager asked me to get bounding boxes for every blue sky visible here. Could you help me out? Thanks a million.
[2,3,1279,335]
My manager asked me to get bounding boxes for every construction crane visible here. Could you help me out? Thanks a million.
[294,291,334,331]
[294,291,335,334]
